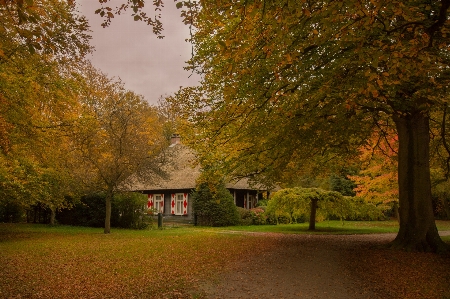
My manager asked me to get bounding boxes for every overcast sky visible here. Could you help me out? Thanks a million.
[76,0,199,105]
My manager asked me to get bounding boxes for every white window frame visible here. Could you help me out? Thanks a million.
[154,194,163,214]
[175,193,184,215]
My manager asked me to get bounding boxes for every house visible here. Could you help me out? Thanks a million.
[131,135,265,221]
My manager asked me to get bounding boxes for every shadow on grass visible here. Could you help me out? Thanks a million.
[212,220,402,235]
[0,223,101,242]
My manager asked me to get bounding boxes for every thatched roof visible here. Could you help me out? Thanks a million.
[131,144,263,191]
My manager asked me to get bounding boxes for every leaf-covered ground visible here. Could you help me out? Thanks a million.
[0,224,277,299]
[347,235,450,299]
[0,223,449,298]
[198,232,450,299]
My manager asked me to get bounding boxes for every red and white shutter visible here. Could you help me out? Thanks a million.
[171,194,175,214]
[183,193,188,215]
[147,194,154,209]
[160,194,164,213]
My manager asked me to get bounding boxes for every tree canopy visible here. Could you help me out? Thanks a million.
[0,0,92,222]
[0,1,167,231]
[69,64,166,233]
[169,1,450,252]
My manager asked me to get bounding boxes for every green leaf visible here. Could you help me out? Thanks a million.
[176,2,183,9]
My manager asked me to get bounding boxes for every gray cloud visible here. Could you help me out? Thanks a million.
[76,0,199,104]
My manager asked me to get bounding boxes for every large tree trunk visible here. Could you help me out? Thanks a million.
[392,113,449,252]
[104,188,113,234]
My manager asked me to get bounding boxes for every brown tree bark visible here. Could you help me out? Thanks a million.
[392,113,449,252]
[309,198,318,231]
[50,208,56,226]
[104,187,113,234]
[393,201,399,223]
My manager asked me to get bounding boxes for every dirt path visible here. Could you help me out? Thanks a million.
[197,232,450,299]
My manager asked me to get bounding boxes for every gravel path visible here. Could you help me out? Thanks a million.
[198,232,450,299]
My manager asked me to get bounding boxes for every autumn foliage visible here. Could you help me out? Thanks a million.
[349,129,399,215]
[0,1,166,232]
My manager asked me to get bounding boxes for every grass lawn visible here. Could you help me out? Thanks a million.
[0,223,276,298]
[205,219,450,235]
[1,221,449,298]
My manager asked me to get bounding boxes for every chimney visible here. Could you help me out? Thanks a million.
[170,134,181,145]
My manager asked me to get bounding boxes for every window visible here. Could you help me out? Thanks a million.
[249,195,256,209]
[154,195,164,214]
[172,193,188,215]
[148,194,164,214]
[176,194,184,215]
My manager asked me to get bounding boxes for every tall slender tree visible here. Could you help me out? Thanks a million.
[71,64,166,233]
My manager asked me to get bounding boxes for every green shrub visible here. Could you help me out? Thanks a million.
[250,208,267,225]
[237,207,253,225]
[346,197,386,221]
[329,173,357,196]
[57,193,107,227]
[255,199,268,207]
[294,214,306,223]
[192,181,240,227]
[265,210,291,225]
[0,199,26,223]
[57,192,150,229]
[277,214,291,224]
[113,192,150,229]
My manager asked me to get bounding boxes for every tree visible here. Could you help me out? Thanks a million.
[70,64,166,234]
[192,173,240,227]
[0,0,92,222]
[0,0,91,57]
[93,0,164,36]
[348,130,399,219]
[267,187,350,230]
[157,96,185,143]
[430,168,450,219]
[329,171,357,197]
[169,0,450,252]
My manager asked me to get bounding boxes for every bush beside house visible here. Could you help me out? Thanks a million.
[57,192,150,229]
[192,181,240,227]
